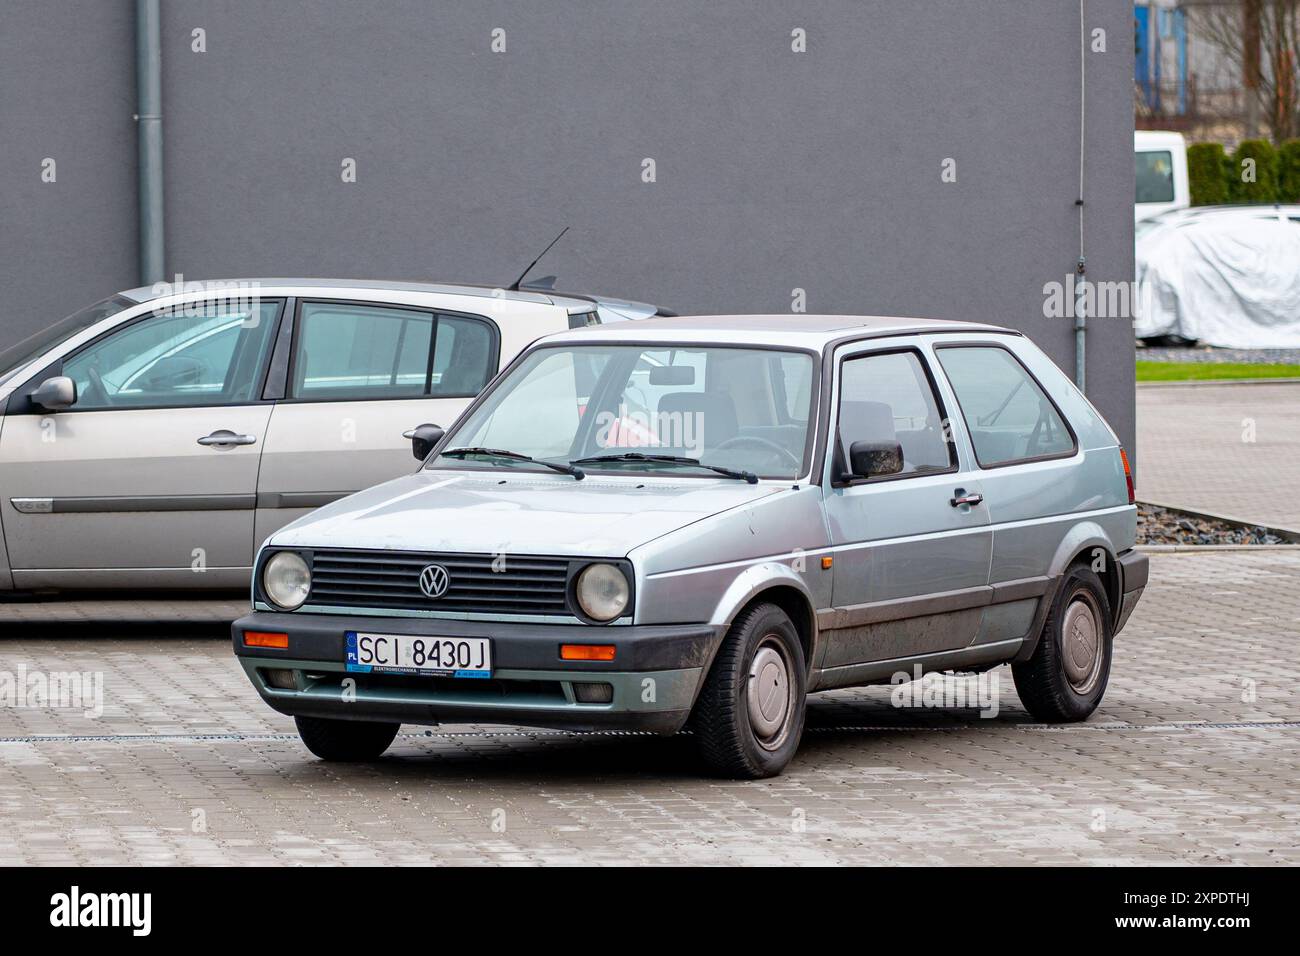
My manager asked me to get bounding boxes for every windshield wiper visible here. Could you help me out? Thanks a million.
[440,447,585,479]
[571,452,758,484]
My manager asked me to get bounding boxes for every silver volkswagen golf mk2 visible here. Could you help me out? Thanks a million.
[233,315,1148,778]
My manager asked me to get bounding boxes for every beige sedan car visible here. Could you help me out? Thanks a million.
[0,279,661,593]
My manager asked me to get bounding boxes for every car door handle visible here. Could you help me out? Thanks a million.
[950,490,984,508]
[197,430,258,447]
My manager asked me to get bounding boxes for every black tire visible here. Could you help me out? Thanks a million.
[294,715,400,761]
[1013,565,1113,722]
[691,603,807,779]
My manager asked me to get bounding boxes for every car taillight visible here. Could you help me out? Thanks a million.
[1119,448,1135,504]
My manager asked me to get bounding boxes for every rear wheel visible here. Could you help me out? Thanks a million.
[295,715,400,761]
[692,603,807,779]
[1012,566,1113,722]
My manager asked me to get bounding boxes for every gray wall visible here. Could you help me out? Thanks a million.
[1,0,1136,453]
[1,1,139,332]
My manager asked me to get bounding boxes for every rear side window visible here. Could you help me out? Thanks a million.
[290,302,496,400]
[936,345,1076,467]
[429,315,495,396]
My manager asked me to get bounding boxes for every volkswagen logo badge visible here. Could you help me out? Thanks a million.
[418,564,450,599]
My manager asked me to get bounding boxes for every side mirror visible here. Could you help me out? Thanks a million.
[848,440,904,479]
[29,376,77,412]
[408,423,445,461]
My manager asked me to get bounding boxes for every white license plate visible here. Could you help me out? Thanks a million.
[345,631,491,678]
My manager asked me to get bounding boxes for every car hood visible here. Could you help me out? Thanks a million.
[269,469,785,557]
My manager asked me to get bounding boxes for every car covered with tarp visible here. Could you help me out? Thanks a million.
[1135,205,1300,347]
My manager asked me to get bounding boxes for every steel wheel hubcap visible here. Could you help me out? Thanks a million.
[747,639,792,748]
[1061,592,1103,694]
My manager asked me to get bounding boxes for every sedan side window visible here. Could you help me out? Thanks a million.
[290,303,498,401]
[936,345,1076,466]
[63,299,282,410]
[429,315,496,397]
[292,303,432,400]
[837,350,954,478]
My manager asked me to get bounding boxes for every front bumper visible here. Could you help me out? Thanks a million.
[232,611,725,735]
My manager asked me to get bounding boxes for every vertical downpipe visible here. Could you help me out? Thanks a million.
[1074,0,1087,392]
[135,0,164,286]
[1074,256,1086,392]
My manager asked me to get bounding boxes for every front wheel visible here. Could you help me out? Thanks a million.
[1012,566,1113,722]
[692,603,807,779]
[295,715,400,761]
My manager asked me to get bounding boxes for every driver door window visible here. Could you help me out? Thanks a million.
[63,300,282,410]
[837,350,954,479]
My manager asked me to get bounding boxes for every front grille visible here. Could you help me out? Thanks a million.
[307,549,572,616]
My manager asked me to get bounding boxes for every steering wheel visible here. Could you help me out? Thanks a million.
[713,435,802,473]
[85,366,112,407]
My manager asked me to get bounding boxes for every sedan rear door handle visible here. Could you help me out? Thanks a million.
[197,430,258,447]
[950,490,984,508]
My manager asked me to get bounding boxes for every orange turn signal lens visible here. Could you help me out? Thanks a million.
[560,643,616,662]
[821,556,834,569]
[244,630,289,649]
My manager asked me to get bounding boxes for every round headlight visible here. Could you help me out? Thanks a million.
[575,563,630,622]
[263,551,311,610]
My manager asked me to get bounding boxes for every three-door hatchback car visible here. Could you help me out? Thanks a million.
[0,279,661,593]
[233,315,1148,778]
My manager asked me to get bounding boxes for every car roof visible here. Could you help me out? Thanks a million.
[1135,130,1186,148]
[543,314,1015,348]
[118,277,598,311]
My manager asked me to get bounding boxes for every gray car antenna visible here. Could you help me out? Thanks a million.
[506,227,570,291]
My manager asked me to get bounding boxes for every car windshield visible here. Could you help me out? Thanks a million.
[0,294,136,386]
[431,344,817,480]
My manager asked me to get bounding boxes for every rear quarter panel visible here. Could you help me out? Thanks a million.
[925,332,1134,586]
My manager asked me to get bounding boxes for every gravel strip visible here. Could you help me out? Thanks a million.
[1137,345,1300,364]
[1137,502,1284,546]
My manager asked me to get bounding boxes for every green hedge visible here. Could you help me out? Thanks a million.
[1277,139,1300,203]
[1184,138,1300,204]
[1230,139,1279,202]
[1187,142,1231,205]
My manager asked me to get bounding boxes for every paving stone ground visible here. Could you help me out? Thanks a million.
[1,551,1297,866]
[1137,381,1300,531]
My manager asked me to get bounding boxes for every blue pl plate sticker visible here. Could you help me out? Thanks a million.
[344,631,371,673]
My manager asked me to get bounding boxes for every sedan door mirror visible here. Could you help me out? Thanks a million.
[407,423,445,461]
[848,440,904,479]
[29,375,77,412]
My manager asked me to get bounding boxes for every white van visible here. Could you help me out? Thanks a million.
[1135,131,1190,223]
